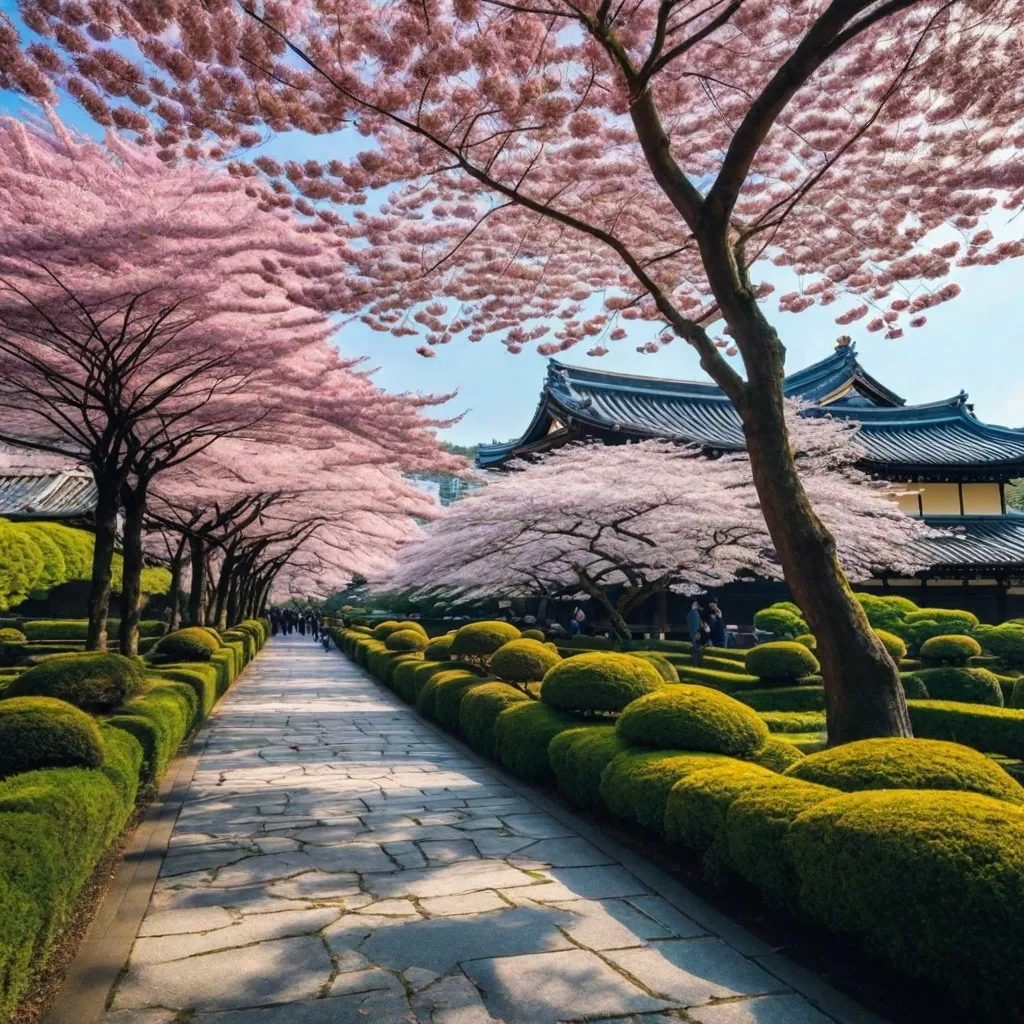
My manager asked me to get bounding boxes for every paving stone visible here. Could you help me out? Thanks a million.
[355,897,420,916]
[527,866,651,901]
[499,814,576,838]
[420,891,509,917]
[509,837,615,869]
[419,839,482,864]
[688,994,836,1024]
[308,841,397,874]
[412,971,496,1024]
[626,895,706,939]
[462,949,671,1024]
[369,859,538,899]
[266,871,361,900]
[552,899,675,950]
[329,966,406,996]
[192,990,411,1023]
[112,934,333,1011]
[137,906,235,937]
[209,852,314,888]
[604,939,783,1007]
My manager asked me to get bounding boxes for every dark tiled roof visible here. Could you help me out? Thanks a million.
[914,516,1024,569]
[0,470,97,521]
[478,346,1024,471]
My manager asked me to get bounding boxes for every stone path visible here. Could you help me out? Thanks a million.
[102,636,878,1024]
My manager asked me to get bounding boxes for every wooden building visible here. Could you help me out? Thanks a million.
[478,342,1024,623]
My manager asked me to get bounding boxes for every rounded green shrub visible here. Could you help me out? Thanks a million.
[725,778,837,909]
[874,629,907,661]
[0,628,26,645]
[371,620,402,639]
[752,607,806,639]
[856,593,918,631]
[599,749,727,834]
[0,627,26,668]
[6,652,143,712]
[541,652,664,715]
[748,736,806,772]
[492,700,579,784]
[458,681,531,759]
[391,659,425,703]
[899,672,930,700]
[394,620,428,637]
[411,660,464,700]
[913,666,1003,706]
[617,685,769,757]
[416,668,477,721]
[979,624,1024,666]
[434,674,490,733]
[491,639,561,685]
[746,642,820,683]
[381,652,422,686]
[385,629,428,652]
[154,627,222,662]
[738,687,826,712]
[920,634,982,667]
[0,696,104,778]
[521,628,546,642]
[450,621,521,659]
[784,737,1023,804]
[794,633,817,651]
[548,725,628,811]
[758,710,826,734]
[784,789,1024,1015]
[630,651,679,683]
[423,633,456,661]
[904,608,980,630]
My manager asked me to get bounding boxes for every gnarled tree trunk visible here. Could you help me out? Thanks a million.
[118,478,148,657]
[188,535,205,626]
[86,477,119,652]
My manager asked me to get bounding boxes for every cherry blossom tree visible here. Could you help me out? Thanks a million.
[381,410,938,653]
[8,0,1023,738]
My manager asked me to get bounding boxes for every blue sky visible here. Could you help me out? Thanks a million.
[3,66,1022,448]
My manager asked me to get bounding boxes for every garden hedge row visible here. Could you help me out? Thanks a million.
[0,617,269,1017]
[335,622,1024,1017]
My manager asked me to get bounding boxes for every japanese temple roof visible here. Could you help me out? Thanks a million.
[0,468,97,523]
[912,515,1024,571]
[478,344,1024,474]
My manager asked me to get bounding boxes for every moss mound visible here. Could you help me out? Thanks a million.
[738,687,826,713]
[450,620,521,659]
[0,697,104,778]
[385,629,428,652]
[920,634,983,667]
[423,633,456,661]
[758,710,826,734]
[416,668,477,721]
[914,666,1003,706]
[748,735,805,772]
[458,681,531,759]
[491,639,561,685]
[371,620,402,639]
[548,725,629,811]
[874,629,907,661]
[794,633,817,650]
[7,652,143,712]
[752,607,807,639]
[746,641,820,683]
[630,651,680,683]
[599,749,727,834]
[541,652,664,715]
[154,627,221,662]
[784,737,1024,804]
[521,628,546,642]
[784,789,1024,1015]
[617,685,769,757]
[492,700,579,784]
[979,623,1024,666]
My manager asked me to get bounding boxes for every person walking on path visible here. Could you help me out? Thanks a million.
[687,600,705,666]
[707,602,727,649]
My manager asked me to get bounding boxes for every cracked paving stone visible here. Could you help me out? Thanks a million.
[412,971,496,1024]
[307,840,397,874]
[419,891,509,917]
[369,859,539,899]
[266,871,361,901]
[329,966,407,996]
[191,989,412,1023]
[551,899,676,950]
[499,814,576,839]
[508,837,616,869]
[688,993,836,1024]
[418,839,482,864]
[137,906,235,937]
[462,949,672,1024]
[207,852,314,888]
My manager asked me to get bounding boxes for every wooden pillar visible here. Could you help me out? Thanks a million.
[655,591,668,640]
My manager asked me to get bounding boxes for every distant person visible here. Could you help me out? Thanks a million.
[568,606,586,637]
[708,602,727,648]
[298,613,306,636]
[687,600,705,665]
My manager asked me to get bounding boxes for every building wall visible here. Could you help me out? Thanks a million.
[888,482,1005,516]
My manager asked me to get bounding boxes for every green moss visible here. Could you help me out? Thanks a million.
[521,628,546,642]
[6,652,143,712]
[107,681,198,782]
[416,668,477,721]
[391,659,426,703]
[491,639,561,686]
[752,607,807,639]
[725,779,836,909]
[899,672,930,700]
[617,685,769,757]
[787,732,828,753]
[759,710,827,734]
[97,723,144,808]
[874,630,907,661]
[385,629,428,652]
[433,674,491,733]
[548,725,629,811]
[629,651,680,683]
[423,634,456,661]
[920,634,981,666]
[154,627,221,663]
[450,621,521,659]
[784,737,1023,804]
[907,699,1024,759]
[541,652,664,715]
[371,620,402,639]
[458,682,531,759]
[492,701,580,785]
[911,666,1003,706]
[748,736,805,772]
[979,623,1024,667]
[785,789,1024,1015]
[0,697,104,779]
[737,687,826,712]
[150,663,219,718]
[745,641,820,683]
[599,749,728,834]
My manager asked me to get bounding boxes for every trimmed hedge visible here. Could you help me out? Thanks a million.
[907,699,1024,759]
[874,629,907,662]
[759,710,826,734]
[450,621,521,659]
[458,682,531,759]
[785,790,1024,1016]
[20,619,166,641]
[0,697,104,778]
[978,623,1024,666]
[725,778,837,909]
[630,651,679,683]
[912,666,1004,706]
[920,634,982,666]
[385,629,428,652]
[6,652,143,711]
[738,687,826,712]
[746,641,819,683]
[491,639,561,686]
[371,620,402,639]
[541,652,664,715]
[423,633,456,661]
[520,628,546,642]
[752,607,806,639]
[392,659,428,703]
[150,663,219,718]
[548,725,628,811]
[899,672,930,700]
[749,736,805,772]
[492,700,580,784]
[674,664,762,693]
[433,673,492,733]
[154,627,221,662]
[107,681,200,781]
[785,737,1024,804]
[416,668,477,720]
[617,685,769,757]
[600,749,727,834]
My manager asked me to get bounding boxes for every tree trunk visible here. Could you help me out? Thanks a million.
[213,546,235,630]
[578,574,633,643]
[167,536,186,631]
[226,570,241,627]
[86,478,119,652]
[257,577,272,617]
[728,304,911,744]
[117,479,148,657]
[188,536,205,626]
